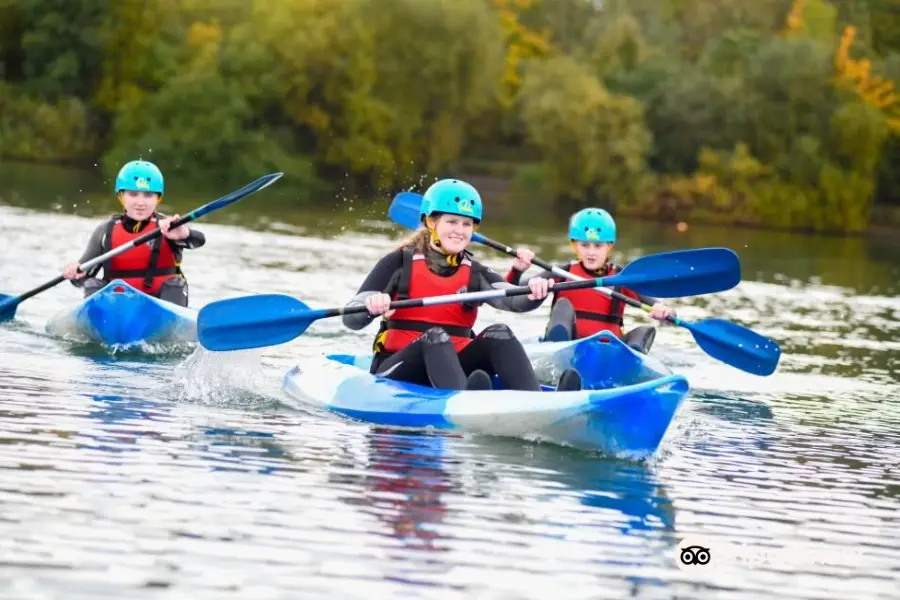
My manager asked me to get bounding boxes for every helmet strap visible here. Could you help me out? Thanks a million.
[425,216,441,247]
[426,215,462,266]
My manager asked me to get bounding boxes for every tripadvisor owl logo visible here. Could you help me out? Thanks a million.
[675,537,712,571]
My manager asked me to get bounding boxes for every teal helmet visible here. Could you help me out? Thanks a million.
[569,208,616,243]
[419,179,483,224]
[115,160,164,196]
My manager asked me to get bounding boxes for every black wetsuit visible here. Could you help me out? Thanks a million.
[341,246,549,391]
[70,213,205,307]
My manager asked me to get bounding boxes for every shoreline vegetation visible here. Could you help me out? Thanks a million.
[3,0,900,236]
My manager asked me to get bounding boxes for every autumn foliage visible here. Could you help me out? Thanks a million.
[1,0,900,232]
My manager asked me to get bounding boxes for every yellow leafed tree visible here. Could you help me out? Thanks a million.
[783,0,900,133]
[834,24,900,132]
[783,0,807,35]
[490,0,552,108]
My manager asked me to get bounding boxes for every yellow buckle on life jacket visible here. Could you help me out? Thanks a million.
[372,326,388,353]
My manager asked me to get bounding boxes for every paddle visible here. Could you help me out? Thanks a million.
[197,255,701,352]
[0,172,284,322]
[388,191,782,376]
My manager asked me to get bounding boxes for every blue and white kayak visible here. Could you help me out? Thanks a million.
[282,354,690,459]
[334,329,672,391]
[45,279,197,348]
[523,329,673,390]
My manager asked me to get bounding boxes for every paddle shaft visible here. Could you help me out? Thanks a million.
[5,173,284,306]
[313,276,625,320]
[474,234,666,319]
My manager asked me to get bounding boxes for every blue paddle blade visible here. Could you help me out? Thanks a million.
[388,192,425,230]
[605,247,742,298]
[197,294,314,351]
[0,294,18,322]
[192,172,284,219]
[680,318,782,376]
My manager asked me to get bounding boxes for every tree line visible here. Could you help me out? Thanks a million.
[2,0,900,233]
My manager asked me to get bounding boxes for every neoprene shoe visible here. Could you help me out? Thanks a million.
[555,368,582,392]
[465,369,493,391]
[544,323,571,343]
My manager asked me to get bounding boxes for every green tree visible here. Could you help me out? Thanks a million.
[518,56,652,208]
[642,69,747,174]
[15,0,109,98]
[225,0,503,193]
[740,37,840,167]
[102,19,325,199]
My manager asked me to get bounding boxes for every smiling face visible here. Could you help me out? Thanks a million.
[430,213,474,254]
[574,241,612,271]
[120,190,161,220]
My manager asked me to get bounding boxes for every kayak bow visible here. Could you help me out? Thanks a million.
[45,279,197,348]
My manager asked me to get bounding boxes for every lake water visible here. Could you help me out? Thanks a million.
[1,164,899,598]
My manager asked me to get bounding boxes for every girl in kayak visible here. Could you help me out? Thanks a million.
[61,160,205,307]
[342,178,583,392]
[505,207,675,354]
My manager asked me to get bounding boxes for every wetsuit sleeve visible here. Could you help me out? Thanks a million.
[473,262,545,312]
[342,249,404,330]
[512,267,560,286]
[77,223,107,265]
[516,264,659,305]
[506,263,561,285]
[70,223,108,287]
[170,228,205,250]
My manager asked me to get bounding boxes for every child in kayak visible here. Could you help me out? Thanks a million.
[61,160,205,307]
[505,207,675,354]
[342,178,583,392]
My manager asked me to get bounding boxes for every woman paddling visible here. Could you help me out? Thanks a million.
[60,160,206,307]
[341,178,583,392]
[505,208,676,354]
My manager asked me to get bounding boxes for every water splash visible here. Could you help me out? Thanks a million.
[171,346,279,409]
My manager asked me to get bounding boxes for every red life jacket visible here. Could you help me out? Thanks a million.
[103,215,181,296]
[377,249,477,354]
[552,261,639,339]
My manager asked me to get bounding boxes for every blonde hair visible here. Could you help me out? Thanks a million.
[398,227,432,254]
[397,215,474,266]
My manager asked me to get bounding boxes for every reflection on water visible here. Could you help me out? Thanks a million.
[348,430,679,549]
[358,430,455,552]
[81,394,170,454]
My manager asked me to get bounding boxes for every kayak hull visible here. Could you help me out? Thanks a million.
[282,354,690,459]
[332,329,671,391]
[45,279,197,348]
